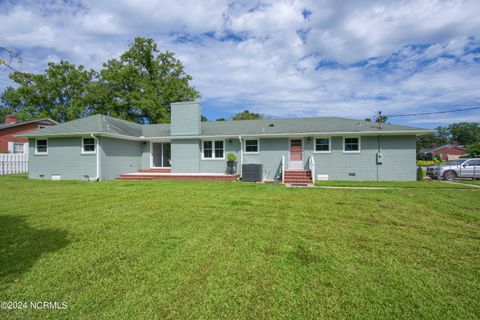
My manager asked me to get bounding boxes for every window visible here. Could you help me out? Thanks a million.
[38,125,46,129]
[35,139,48,155]
[314,138,330,152]
[82,138,96,154]
[245,139,259,153]
[343,137,360,152]
[465,160,480,166]
[203,140,224,159]
[13,143,24,154]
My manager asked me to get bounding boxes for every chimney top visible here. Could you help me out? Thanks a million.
[5,114,18,125]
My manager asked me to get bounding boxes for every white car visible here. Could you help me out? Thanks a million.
[426,158,480,180]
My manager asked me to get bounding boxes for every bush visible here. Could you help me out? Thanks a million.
[417,167,424,181]
[227,153,237,161]
[417,160,441,167]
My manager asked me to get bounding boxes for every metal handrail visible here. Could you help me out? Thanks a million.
[281,155,285,183]
[308,155,315,182]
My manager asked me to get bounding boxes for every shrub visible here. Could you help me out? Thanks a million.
[417,160,441,167]
[417,167,424,181]
[227,153,237,161]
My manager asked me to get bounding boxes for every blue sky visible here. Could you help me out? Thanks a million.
[1,0,480,128]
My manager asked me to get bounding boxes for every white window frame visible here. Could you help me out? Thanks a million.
[81,137,96,154]
[343,136,361,153]
[244,139,260,154]
[313,137,331,153]
[13,142,25,154]
[35,139,48,155]
[201,140,225,160]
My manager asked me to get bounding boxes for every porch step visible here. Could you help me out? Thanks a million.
[116,173,239,181]
[138,168,171,173]
[284,170,312,184]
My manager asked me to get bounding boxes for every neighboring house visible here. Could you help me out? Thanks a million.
[421,144,466,161]
[0,115,58,154]
[20,102,432,182]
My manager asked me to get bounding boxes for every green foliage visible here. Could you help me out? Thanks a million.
[227,152,237,161]
[417,160,441,167]
[95,37,200,123]
[417,166,424,180]
[448,122,480,145]
[231,110,263,120]
[0,37,200,124]
[201,115,208,122]
[465,142,480,157]
[417,123,480,159]
[216,117,226,121]
[1,61,96,122]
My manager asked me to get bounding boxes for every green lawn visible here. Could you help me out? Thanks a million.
[1,175,479,319]
[315,180,477,188]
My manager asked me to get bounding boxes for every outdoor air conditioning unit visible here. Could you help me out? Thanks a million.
[242,164,263,182]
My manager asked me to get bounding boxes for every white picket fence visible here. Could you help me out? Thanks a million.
[0,153,28,175]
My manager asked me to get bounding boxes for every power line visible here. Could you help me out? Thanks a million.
[387,106,480,117]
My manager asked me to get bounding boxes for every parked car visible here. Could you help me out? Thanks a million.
[426,158,480,180]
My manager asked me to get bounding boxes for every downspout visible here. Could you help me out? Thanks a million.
[239,136,243,177]
[88,134,100,181]
[376,135,380,181]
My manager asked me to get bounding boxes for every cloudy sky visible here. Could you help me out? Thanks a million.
[1,0,479,128]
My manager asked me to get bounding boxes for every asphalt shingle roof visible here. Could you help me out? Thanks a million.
[20,114,432,139]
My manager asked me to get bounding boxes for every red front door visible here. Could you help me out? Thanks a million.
[290,139,303,168]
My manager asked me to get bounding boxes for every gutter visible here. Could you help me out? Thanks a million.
[87,134,100,182]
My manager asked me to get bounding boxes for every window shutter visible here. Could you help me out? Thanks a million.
[24,142,29,154]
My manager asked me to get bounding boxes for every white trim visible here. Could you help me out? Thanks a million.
[149,141,153,168]
[288,138,304,169]
[244,138,260,154]
[313,137,331,153]
[81,137,96,154]
[201,139,225,160]
[35,138,48,155]
[343,136,361,153]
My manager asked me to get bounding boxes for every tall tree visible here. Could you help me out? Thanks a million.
[448,122,480,145]
[96,37,200,123]
[231,110,263,120]
[1,61,96,122]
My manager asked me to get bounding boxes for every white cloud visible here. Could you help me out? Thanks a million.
[0,0,479,127]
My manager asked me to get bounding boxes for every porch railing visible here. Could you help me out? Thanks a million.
[308,155,315,183]
[281,155,285,183]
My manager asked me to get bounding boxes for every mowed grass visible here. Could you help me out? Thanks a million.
[0,175,479,319]
[315,180,478,188]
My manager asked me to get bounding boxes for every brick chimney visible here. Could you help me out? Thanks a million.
[5,114,18,124]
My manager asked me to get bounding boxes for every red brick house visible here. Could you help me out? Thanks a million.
[0,115,58,153]
[422,144,466,161]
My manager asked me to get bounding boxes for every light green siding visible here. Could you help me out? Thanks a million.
[99,137,142,180]
[243,138,288,180]
[304,135,417,181]
[200,139,241,174]
[28,137,96,180]
[171,102,201,136]
[171,139,200,173]
[141,143,151,169]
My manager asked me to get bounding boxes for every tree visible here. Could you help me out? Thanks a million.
[448,122,480,145]
[1,61,96,122]
[201,115,208,122]
[465,143,480,157]
[231,110,263,120]
[96,37,200,123]
[0,37,200,124]
[216,118,226,121]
